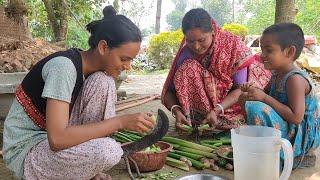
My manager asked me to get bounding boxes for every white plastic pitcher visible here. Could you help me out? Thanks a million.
[231,126,293,180]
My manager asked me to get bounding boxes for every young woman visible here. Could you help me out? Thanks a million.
[3,6,154,179]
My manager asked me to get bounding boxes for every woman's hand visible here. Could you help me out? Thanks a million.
[119,113,155,133]
[173,109,191,131]
[203,110,218,127]
[238,92,248,106]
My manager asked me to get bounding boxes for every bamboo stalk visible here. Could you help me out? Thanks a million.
[116,94,160,112]
[116,95,152,105]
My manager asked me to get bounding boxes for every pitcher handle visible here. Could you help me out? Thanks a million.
[279,138,293,180]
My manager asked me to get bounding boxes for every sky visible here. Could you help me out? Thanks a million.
[102,0,250,32]
[103,0,176,32]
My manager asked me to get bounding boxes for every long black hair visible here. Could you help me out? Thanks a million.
[86,6,142,49]
[182,8,213,34]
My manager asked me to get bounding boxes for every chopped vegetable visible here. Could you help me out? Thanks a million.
[175,146,215,158]
[217,158,228,167]
[144,144,161,153]
[174,150,204,160]
[200,142,219,149]
[168,152,206,170]
[138,172,178,180]
[226,151,233,158]
[150,114,157,124]
[162,136,214,152]
[200,138,231,145]
[197,124,210,131]
[225,163,234,171]
[166,157,190,171]
[181,124,193,133]
[211,164,219,171]
[180,124,210,133]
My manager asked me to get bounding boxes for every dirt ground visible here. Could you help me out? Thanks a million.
[1,74,320,180]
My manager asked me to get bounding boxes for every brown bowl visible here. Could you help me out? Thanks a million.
[122,141,172,172]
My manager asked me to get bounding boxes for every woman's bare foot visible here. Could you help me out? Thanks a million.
[91,173,112,180]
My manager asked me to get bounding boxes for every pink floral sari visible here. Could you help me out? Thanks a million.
[161,21,271,129]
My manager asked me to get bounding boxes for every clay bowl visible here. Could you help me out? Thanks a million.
[122,141,172,172]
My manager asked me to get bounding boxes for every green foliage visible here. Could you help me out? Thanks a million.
[147,29,183,70]
[296,0,320,42]
[0,0,4,5]
[66,20,89,49]
[26,0,103,48]
[166,0,187,30]
[222,23,248,37]
[141,27,155,37]
[27,0,53,41]
[200,0,232,26]
[113,0,120,12]
[166,10,185,30]
[119,0,154,29]
[241,0,320,41]
[173,0,188,11]
[244,0,275,35]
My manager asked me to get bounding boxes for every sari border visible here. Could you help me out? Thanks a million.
[15,85,46,130]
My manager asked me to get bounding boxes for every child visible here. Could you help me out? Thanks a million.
[240,23,319,167]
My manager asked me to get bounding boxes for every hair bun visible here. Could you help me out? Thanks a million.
[103,5,117,19]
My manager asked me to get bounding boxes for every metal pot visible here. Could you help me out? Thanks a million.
[177,174,229,180]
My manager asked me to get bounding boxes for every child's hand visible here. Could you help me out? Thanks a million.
[240,82,253,92]
[246,86,267,102]
[120,113,155,133]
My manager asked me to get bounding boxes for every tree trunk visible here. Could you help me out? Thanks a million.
[42,0,68,42]
[275,0,296,23]
[113,0,120,13]
[232,0,235,22]
[155,0,162,34]
[5,0,32,39]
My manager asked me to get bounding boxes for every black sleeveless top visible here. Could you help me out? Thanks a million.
[20,48,84,116]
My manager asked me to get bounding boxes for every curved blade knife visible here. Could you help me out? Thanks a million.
[121,109,169,156]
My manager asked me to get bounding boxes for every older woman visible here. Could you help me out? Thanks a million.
[162,8,271,130]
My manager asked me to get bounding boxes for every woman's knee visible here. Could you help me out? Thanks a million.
[90,138,123,167]
[245,101,268,115]
[80,71,116,105]
[85,72,115,91]
[245,101,273,125]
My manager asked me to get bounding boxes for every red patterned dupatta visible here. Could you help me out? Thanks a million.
[15,85,46,129]
[161,20,271,129]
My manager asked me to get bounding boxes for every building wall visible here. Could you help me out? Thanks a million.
[0,6,31,40]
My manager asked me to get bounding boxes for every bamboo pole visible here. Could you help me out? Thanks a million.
[116,95,152,105]
[116,94,160,112]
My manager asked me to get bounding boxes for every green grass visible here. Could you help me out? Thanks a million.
[130,69,169,75]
